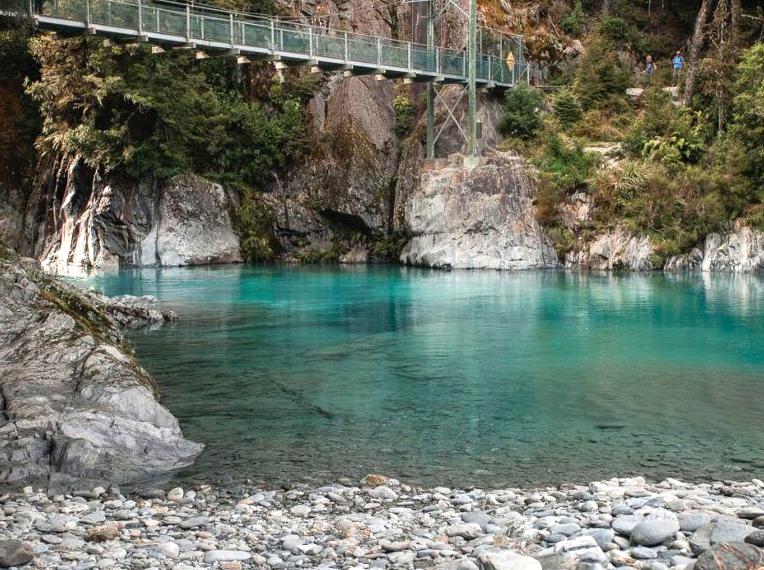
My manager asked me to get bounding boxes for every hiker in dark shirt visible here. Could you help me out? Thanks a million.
[643,55,656,84]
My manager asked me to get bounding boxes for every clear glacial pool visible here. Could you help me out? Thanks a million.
[72,265,764,487]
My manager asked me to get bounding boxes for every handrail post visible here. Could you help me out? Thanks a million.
[200,15,204,39]
[344,31,348,62]
[27,0,33,16]
[376,37,381,66]
[137,0,143,35]
[269,19,275,50]
[435,46,439,74]
[185,3,190,40]
[407,42,411,70]
[308,26,313,57]
[85,0,90,25]
[488,55,491,81]
[229,12,234,45]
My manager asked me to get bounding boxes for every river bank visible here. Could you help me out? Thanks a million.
[1,475,763,569]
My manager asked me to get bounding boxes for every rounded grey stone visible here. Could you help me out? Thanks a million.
[631,519,679,546]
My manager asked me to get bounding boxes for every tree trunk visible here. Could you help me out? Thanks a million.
[730,0,741,49]
[684,0,715,107]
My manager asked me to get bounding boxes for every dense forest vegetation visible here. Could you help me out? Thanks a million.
[499,0,764,262]
[1,0,764,264]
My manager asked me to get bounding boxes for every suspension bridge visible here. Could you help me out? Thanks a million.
[16,0,532,160]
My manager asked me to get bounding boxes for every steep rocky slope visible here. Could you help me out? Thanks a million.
[0,250,202,487]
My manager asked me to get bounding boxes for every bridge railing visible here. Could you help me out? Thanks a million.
[37,0,528,85]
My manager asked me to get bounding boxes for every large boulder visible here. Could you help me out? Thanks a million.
[0,252,202,487]
[399,152,558,270]
[153,175,241,266]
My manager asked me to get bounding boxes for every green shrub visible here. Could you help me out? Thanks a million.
[235,190,277,262]
[561,1,586,36]
[591,161,728,255]
[500,85,544,139]
[552,89,583,130]
[572,35,632,111]
[532,133,599,194]
[392,95,414,139]
[599,16,628,45]
[623,88,710,165]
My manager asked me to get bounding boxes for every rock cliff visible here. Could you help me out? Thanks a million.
[399,152,558,270]
[0,250,202,487]
[565,230,656,271]
[24,156,241,270]
[665,222,764,273]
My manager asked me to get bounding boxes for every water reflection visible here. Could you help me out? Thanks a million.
[70,266,764,487]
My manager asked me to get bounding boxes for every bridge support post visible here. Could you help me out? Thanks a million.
[465,0,478,164]
[425,0,435,159]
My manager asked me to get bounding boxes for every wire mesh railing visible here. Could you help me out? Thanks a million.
[35,0,528,85]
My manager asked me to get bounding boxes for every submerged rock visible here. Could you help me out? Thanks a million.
[399,152,558,270]
[0,252,202,487]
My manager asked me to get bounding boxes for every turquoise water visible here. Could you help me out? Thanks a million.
[73,266,764,487]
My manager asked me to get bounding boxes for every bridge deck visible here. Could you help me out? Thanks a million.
[28,0,527,87]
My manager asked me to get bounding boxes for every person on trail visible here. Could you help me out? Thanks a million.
[672,50,685,84]
[643,55,656,84]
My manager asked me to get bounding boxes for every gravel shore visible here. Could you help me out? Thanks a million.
[1,476,763,569]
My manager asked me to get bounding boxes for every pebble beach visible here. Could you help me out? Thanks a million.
[1,475,763,569]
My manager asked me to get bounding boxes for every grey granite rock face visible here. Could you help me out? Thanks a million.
[26,156,241,269]
[665,222,764,273]
[0,253,202,488]
[565,230,655,271]
[153,175,241,267]
[399,153,558,270]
